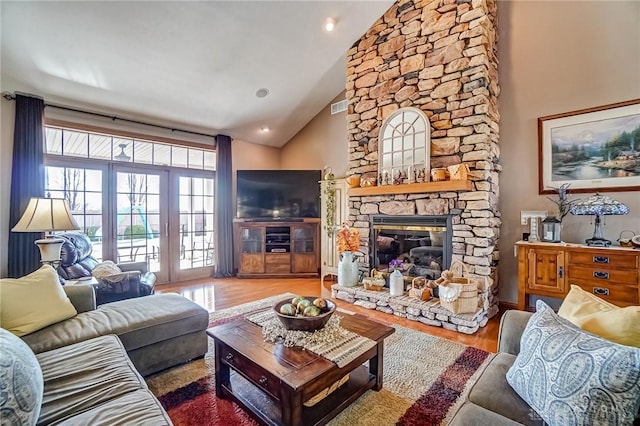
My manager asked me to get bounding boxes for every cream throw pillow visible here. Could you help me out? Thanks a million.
[91,260,122,279]
[558,284,640,347]
[0,265,77,336]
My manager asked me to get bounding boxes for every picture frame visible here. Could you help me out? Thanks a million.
[538,99,640,194]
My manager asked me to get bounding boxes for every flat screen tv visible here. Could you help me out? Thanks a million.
[236,170,321,219]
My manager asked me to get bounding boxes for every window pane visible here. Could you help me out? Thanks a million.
[46,167,66,190]
[134,141,153,164]
[63,130,88,158]
[403,136,414,150]
[85,169,102,192]
[382,154,392,168]
[203,151,216,170]
[89,134,112,160]
[113,138,133,162]
[188,149,203,169]
[393,137,402,151]
[45,128,62,154]
[154,144,171,166]
[172,146,188,168]
[383,139,392,153]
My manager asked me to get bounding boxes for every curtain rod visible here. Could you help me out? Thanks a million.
[2,92,218,140]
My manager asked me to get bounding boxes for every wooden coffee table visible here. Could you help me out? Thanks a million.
[207,310,395,426]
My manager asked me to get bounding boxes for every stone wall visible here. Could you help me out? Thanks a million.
[345,0,501,293]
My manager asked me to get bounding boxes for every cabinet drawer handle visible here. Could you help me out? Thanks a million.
[558,266,564,278]
[225,353,234,363]
[593,287,610,296]
[258,376,268,386]
[593,271,609,279]
[593,256,609,264]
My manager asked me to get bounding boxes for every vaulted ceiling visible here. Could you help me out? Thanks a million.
[1,1,394,147]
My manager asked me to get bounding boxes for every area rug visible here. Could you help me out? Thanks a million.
[146,294,493,425]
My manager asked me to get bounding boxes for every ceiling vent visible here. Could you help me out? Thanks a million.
[331,99,347,115]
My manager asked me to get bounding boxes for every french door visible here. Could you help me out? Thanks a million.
[47,158,215,284]
[114,167,215,283]
[113,166,170,283]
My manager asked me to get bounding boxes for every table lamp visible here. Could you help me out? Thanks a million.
[12,197,81,267]
[569,193,629,247]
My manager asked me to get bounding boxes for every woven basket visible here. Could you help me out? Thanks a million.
[362,269,385,291]
[447,164,469,181]
[438,261,478,314]
[408,277,432,301]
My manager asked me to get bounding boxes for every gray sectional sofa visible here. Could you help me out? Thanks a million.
[450,310,540,425]
[3,285,209,425]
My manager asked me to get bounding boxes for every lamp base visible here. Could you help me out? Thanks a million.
[585,237,611,247]
[35,236,64,269]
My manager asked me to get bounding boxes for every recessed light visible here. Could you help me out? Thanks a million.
[255,88,269,98]
[323,17,336,32]
[260,126,270,133]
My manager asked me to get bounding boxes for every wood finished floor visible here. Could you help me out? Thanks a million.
[157,276,501,353]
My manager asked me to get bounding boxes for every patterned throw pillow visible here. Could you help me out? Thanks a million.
[0,328,44,425]
[506,300,640,426]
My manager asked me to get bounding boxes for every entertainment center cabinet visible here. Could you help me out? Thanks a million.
[234,219,320,278]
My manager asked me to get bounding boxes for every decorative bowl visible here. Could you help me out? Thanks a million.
[273,297,336,332]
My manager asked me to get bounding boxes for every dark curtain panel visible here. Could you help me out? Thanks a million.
[214,134,234,277]
[8,95,46,277]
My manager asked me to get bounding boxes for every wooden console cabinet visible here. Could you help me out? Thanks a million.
[234,219,320,278]
[516,241,640,310]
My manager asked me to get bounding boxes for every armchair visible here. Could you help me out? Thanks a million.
[56,232,156,305]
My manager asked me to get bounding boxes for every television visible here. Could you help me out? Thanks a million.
[236,170,321,219]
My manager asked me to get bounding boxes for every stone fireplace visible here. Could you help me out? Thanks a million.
[337,0,501,327]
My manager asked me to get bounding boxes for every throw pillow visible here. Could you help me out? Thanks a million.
[91,260,122,279]
[0,265,77,336]
[506,300,640,426]
[0,328,43,425]
[558,284,640,347]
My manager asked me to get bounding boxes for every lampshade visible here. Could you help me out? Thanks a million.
[569,193,629,247]
[12,198,81,232]
[12,198,81,266]
[569,193,629,217]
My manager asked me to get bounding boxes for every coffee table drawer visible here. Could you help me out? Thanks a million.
[219,345,280,400]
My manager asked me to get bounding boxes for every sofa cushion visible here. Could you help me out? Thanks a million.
[0,328,43,426]
[558,284,640,347]
[22,293,208,354]
[469,352,542,425]
[55,389,171,426]
[506,300,640,426]
[449,402,526,426]
[36,334,156,425]
[0,265,77,336]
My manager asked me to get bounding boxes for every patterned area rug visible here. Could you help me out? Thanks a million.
[146,294,493,425]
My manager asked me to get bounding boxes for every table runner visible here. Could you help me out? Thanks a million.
[245,309,376,368]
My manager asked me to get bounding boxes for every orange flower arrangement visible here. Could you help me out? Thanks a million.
[337,223,360,253]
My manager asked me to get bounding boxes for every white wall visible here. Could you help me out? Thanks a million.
[280,91,348,177]
[497,0,640,305]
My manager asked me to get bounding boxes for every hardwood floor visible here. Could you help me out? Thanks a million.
[157,276,501,352]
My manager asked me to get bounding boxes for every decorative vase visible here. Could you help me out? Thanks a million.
[337,251,358,287]
[389,269,404,296]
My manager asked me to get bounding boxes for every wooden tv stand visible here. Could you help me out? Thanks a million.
[234,219,320,278]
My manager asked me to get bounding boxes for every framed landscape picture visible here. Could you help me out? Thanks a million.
[538,99,640,194]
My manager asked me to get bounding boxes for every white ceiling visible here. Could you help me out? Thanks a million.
[1,1,394,147]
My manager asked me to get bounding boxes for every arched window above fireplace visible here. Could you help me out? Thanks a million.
[378,107,430,185]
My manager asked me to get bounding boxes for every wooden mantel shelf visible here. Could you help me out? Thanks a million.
[347,180,473,196]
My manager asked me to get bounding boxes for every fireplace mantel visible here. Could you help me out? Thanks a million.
[347,180,473,196]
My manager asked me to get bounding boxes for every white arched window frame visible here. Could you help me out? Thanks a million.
[378,107,431,184]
